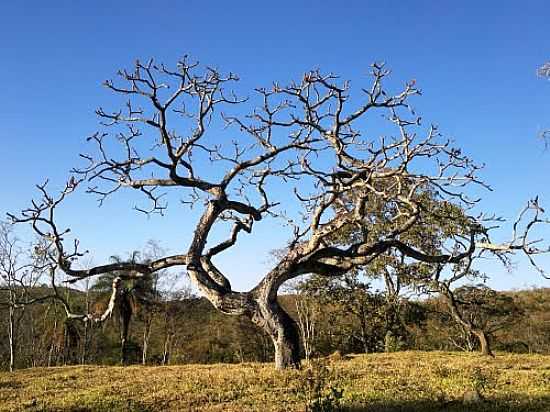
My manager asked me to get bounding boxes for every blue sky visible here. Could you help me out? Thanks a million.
[1,1,549,291]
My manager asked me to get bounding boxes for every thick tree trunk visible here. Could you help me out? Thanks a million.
[473,329,493,356]
[272,316,301,369]
[119,293,132,365]
[439,287,494,357]
[210,288,301,369]
[253,298,301,370]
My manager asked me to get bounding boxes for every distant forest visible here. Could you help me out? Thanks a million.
[1,280,549,371]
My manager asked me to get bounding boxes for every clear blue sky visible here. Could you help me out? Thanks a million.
[1,1,549,291]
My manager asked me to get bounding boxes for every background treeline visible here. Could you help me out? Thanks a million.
[1,278,549,371]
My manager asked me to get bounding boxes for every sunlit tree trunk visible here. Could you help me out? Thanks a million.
[473,329,493,356]
[252,298,301,370]
[142,314,152,365]
[8,297,15,372]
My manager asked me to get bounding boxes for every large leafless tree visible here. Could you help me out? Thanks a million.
[9,57,549,369]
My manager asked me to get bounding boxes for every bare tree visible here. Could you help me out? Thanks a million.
[0,222,49,371]
[9,57,549,369]
[294,289,318,363]
[0,222,27,372]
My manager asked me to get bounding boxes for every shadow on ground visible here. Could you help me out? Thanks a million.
[340,395,550,412]
[26,396,550,412]
[20,399,154,412]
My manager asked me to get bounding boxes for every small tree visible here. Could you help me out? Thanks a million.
[436,284,523,356]
[0,222,48,371]
[0,222,27,372]
[293,285,319,362]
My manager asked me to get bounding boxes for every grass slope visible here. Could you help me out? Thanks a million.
[1,352,549,411]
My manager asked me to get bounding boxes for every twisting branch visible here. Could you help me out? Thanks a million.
[10,56,549,369]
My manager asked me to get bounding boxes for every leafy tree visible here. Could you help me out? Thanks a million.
[296,274,386,354]
[438,284,523,356]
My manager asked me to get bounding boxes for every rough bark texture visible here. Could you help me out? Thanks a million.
[473,329,493,357]
[439,285,494,356]
[254,300,301,370]
[119,294,132,365]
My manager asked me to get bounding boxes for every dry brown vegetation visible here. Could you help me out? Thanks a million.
[1,351,549,411]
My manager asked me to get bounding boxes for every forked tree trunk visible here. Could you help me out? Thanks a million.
[210,289,302,369]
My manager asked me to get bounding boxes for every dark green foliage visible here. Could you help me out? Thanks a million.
[2,285,550,370]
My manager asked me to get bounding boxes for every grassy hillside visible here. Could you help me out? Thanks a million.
[1,352,549,411]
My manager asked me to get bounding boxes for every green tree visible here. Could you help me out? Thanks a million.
[439,284,523,356]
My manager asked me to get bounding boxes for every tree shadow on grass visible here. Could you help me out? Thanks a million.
[341,395,550,412]
[22,399,154,412]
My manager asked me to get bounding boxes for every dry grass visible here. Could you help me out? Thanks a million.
[1,351,550,411]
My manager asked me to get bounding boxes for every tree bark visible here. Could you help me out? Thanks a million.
[205,286,302,370]
[142,314,152,365]
[162,333,171,366]
[8,303,15,372]
[252,298,301,370]
[119,320,129,365]
[119,293,132,365]
[81,282,91,365]
[473,329,493,356]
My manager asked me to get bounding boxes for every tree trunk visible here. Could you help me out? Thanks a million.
[28,309,36,368]
[162,334,171,366]
[272,319,301,369]
[81,283,91,365]
[473,329,493,356]
[359,309,370,354]
[119,293,132,365]
[48,305,59,367]
[8,303,15,372]
[199,278,301,369]
[120,319,129,365]
[142,315,152,365]
[252,298,301,370]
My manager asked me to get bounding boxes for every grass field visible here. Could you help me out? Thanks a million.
[1,351,549,411]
